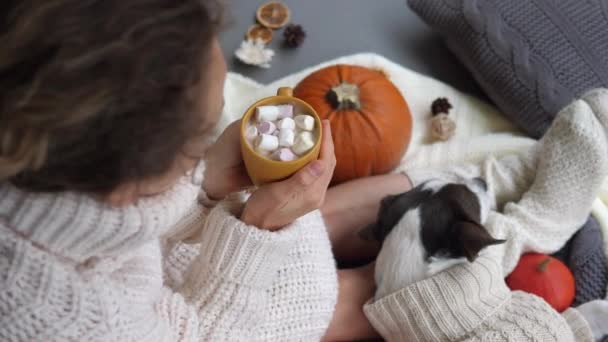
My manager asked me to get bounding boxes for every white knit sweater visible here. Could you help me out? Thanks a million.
[0,162,338,341]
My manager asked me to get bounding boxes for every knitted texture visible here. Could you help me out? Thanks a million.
[367,89,608,341]
[408,0,608,138]
[0,162,338,341]
[553,216,608,306]
[364,256,592,342]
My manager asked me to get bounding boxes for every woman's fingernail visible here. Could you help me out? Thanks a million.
[309,161,324,177]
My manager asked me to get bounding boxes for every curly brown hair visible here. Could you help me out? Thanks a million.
[0,0,223,193]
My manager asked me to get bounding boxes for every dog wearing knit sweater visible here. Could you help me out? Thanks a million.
[361,89,608,342]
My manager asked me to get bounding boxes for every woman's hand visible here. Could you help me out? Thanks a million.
[202,120,252,200]
[241,121,336,231]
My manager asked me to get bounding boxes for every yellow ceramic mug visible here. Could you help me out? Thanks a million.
[240,87,323,185]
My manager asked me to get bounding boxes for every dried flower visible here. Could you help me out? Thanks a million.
[235,38,275,68]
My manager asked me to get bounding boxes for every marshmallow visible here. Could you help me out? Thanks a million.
[279,129,295,147]
[256,106,280,122]
[255,134,279,151]
[294,115,315,131]
[292,131,315,155]
[245,126,258,141]
[255,149,271,158]
[272,148,297,162]
[277,105,294,119]
[257,120,276,135]
[277,117,296,130]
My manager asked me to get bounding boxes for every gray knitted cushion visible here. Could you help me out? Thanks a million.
[407,0,608,138]
[553,216,608,306]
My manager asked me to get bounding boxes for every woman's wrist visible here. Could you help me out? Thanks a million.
[240,203,286,231]
[190,159,224,207]
[199,186,222,208]
[202,166,251,201]
[201,179,223,200]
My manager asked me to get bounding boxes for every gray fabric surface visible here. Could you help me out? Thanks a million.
[408,0,608,138]
[219,0,483,97]
[553,216,608,307]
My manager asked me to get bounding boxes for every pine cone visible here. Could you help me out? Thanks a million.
[431,97,452,116]
[283,24,306,48]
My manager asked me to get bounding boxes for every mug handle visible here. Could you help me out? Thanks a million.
[277,87,293,97]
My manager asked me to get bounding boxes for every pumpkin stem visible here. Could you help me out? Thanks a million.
[537,258,552,272]
[326,82,361,110]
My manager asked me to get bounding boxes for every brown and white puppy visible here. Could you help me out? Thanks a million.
[360,178,505,300]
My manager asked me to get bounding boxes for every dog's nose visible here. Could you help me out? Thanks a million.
[473,177,487,191]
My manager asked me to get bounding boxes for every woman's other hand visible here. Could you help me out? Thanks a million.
[202,119,252,199]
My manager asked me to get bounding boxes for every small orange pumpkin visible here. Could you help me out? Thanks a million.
[293,65,413,184]
[506,253,575,313]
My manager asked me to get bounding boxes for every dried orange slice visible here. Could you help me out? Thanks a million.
[246,24,273,44]
[256,1,290,29]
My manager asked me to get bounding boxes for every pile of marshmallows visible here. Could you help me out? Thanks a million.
[246,104,317,161]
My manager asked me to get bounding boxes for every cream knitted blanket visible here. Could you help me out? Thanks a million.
[220,53,608,296]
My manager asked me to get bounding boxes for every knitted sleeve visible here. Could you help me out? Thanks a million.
[160,199,316,340]
[176,201,313,340]
[161,191,251,290]
[561,308,595,342]
[159,203,332,341]
[160,159,218,245]
[161,203,208,290]
[160,157,237,290]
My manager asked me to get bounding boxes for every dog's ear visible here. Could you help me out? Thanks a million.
[358,223,378,241]
[454,221,505,262]
[357,194,402,242]
[445,186,483,225]
[380,194,400,208]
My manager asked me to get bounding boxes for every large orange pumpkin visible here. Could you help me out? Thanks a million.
[293,65,413,184]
